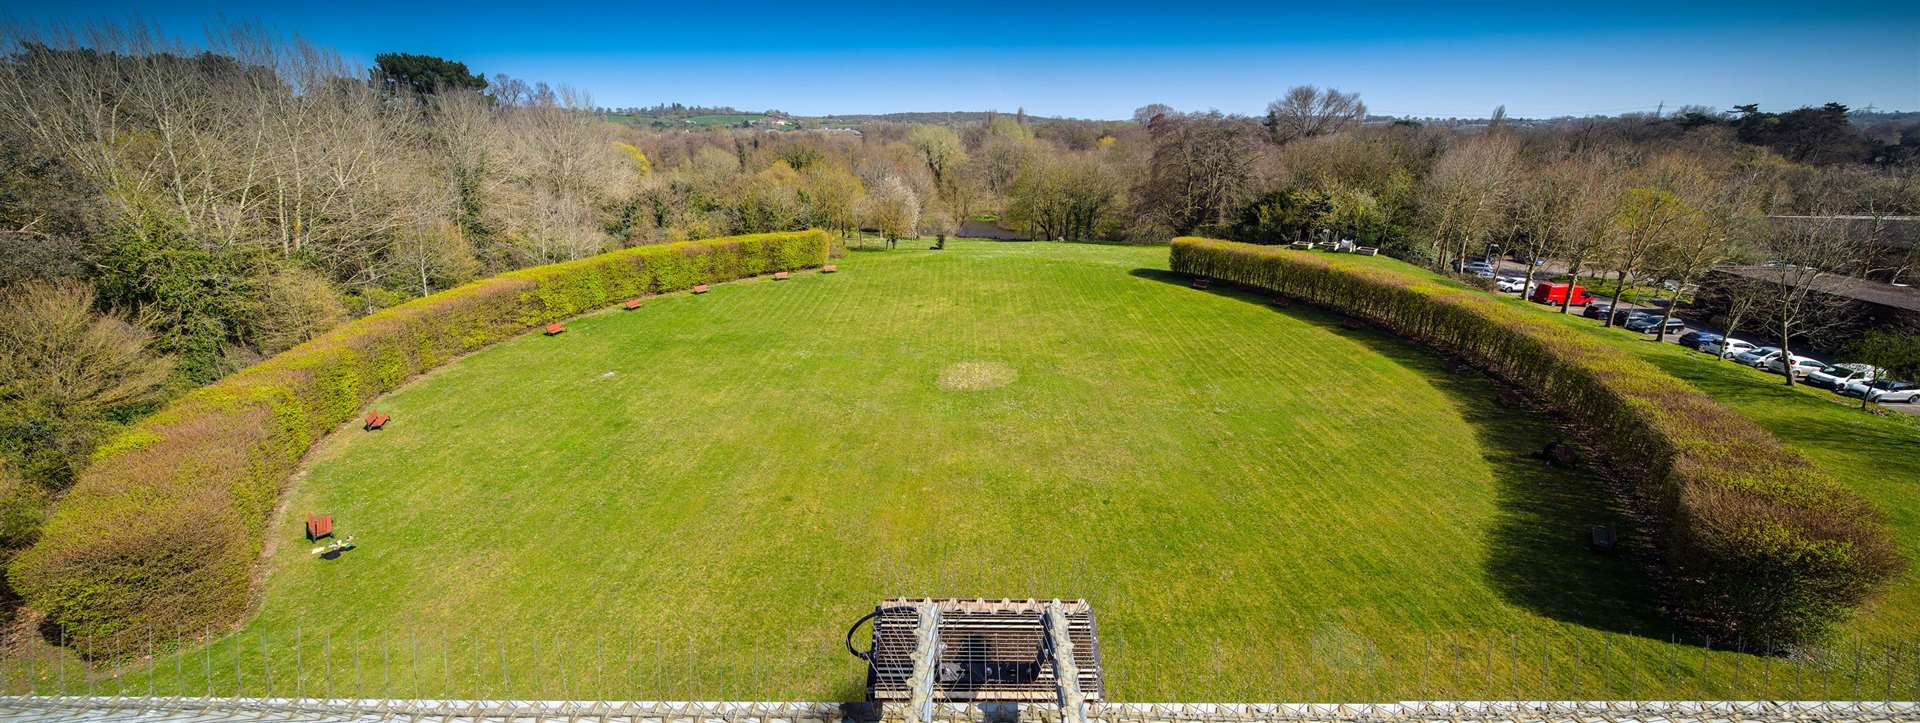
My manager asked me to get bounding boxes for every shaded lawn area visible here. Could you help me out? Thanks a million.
[32,241,1918,703]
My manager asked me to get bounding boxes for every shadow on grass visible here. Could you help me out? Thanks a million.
[1132,268,1677,640]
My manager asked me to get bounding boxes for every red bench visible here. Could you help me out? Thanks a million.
[773,271,791,280]
[821,264,838,274]
[305,513,334,541]
[544,322,565,336]
[623,298,642,310]
[692,284,711,294]
[363,410,389,431]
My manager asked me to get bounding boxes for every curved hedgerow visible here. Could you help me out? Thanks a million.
[1170,236,1900,649]
[11,231,829,656]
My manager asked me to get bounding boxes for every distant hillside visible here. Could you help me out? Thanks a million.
[600,107,1113,130]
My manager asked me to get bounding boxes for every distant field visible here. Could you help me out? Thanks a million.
[25,241,1918,703]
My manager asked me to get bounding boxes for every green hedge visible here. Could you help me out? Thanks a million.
[1170,237,1900,649]
[11,231,829,656]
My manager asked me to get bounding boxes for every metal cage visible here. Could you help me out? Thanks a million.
[860,598,1104,705]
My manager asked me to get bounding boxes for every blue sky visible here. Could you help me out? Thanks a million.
[10,1,1919,119]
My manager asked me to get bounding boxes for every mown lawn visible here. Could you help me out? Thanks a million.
[22,241,1918,702]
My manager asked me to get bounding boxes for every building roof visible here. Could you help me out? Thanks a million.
[1714,266,1920,313]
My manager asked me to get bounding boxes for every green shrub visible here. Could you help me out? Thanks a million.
[1170,236,1901,649]
[10,231,828,656]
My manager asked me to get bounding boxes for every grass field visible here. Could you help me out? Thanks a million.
[17,241,1919,702]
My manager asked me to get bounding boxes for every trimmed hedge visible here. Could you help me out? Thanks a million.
[11,231,829,656]
[1170,237,1901,648]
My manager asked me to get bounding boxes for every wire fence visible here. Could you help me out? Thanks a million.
[0,698,1916,723]
[4,628,1918,706]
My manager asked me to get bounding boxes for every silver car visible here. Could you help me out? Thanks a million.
[1733,346,1782,367]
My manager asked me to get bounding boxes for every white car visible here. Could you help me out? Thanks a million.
[1806,363,1881,391]
[1701,338,1756,358]
[1844,379,1920,404]
[1765,354,1825,379]
[1733,346,1782,367]
[1495,276,1527,292]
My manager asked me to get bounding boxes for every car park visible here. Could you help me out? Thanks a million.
[1843,379,1920,404]
[1805,363,1881,391]
[1700,338,1756,358]
[1765,354,1825,379]
[1734,346,1782,367]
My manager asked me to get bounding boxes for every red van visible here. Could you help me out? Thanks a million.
[1529,282,1593,306]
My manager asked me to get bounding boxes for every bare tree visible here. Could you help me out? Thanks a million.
[862,174,920,249]
[1747,212,1874,386]
[1264,86,1367,145]
[1423,133,1517,270]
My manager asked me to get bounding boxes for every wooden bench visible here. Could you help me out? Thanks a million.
[623,298,642,310]
[543,322,565,336]
[305,513,334,541]
[773,271,791,280]
[1190,277,1212,290]
[692,284,711,294]
[363,410,389,431]
[1289,242,1312,250]
[1355,247,1380,257]
[821,264,838,273]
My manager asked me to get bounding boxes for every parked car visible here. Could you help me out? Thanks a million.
[1589,305,1652,325]
[1701,338,1757,358]
[1495,275,1528,293]
[1843,379,1920,404]
[1624,315,1685,334]
[1462,262,1496,276]
[1765,354,1826,379]
[1733,346,1783,367]
[1678,331,1722,349]
[1805,363,1881,391]
[1529,282,1593,306]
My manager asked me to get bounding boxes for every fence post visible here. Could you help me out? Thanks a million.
[295,625,303,701]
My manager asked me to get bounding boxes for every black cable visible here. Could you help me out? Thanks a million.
[845,606,920,660]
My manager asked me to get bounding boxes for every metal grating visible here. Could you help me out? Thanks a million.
[863,598,1104,703]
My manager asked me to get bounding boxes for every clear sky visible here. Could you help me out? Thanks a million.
[9,0,1919,119]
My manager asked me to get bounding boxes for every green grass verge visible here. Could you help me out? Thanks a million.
[17,241,1918,702]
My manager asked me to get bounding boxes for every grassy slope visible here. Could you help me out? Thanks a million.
[26,241,1917,702]
[1311,251,1920,641]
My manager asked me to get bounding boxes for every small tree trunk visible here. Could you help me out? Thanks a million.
[1560,264,1582,314]
[1605,271,1631,328]
[1780,317,1796,387]
[1655,278,1684,343]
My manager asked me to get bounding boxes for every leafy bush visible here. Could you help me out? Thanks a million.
[10,231,828,656]
[1171,236,1901,649]
[0,280,172,490]
[251,268,349,355]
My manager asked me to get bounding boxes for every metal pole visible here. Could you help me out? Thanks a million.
[906,602,942,723]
